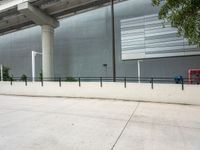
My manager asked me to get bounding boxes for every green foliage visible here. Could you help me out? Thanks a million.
[21,74,27,81]
[65,77,77,82]
[1,66,11,81]
[39,70,43,81]
[152,0,200,46]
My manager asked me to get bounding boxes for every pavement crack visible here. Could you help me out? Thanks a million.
[110,102,140,150]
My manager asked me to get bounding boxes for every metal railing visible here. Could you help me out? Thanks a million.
[1,76,200,91]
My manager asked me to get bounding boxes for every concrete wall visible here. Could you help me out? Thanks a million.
[0,82,199,105]
[0,0,199,78]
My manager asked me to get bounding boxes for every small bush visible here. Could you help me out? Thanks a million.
[0,66,11,81]
[65,77,77,82]
[39,71,43,81]
[21,74,27,81]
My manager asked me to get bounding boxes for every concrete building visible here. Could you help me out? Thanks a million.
[0,0,199,78]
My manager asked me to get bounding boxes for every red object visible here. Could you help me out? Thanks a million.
[188,69,200,84]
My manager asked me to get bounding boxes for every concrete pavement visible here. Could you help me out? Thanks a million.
[0,95,199,150]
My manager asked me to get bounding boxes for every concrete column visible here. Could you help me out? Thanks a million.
[42,25,54,79]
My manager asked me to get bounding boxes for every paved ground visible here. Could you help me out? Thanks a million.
[0,95,200,150]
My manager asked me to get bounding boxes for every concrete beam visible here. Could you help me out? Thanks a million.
[17,2,59,28]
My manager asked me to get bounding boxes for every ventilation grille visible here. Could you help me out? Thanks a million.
[121,14,200,60]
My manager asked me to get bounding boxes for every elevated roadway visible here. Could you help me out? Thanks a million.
[0,0,122,34]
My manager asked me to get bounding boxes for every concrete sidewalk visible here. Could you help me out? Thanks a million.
[0,95,199,150]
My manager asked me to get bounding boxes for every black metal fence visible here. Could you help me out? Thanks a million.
[2,76,200,91]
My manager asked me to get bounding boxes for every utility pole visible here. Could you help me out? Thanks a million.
[0,64,3,82]
[111,0,116,82]
[137,60,143,83]
[32,51,42,82]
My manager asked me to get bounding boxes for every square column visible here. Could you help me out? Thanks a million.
[42,25,54,79]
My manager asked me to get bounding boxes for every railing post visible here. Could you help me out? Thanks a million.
[25,76,27,86]
[41,76,43,87]
[151,78,154,89]
[100,77,103,87]
[79,77,81,87]
[10,77,13,86]
[182,79,184,91]
[124,77,127,88]
[59,77,61,87]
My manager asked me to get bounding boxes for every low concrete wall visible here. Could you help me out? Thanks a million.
[0,81,199,105]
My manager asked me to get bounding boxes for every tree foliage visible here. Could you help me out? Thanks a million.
[0,66,11,81]
[152,0,200,46]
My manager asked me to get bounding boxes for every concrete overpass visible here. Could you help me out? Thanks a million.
[0,0,122,78]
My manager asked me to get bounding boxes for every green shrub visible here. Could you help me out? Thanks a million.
[65,77,77,82]
[39,70,43,81]
[0,66,11,81]
[21,74,27,81]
